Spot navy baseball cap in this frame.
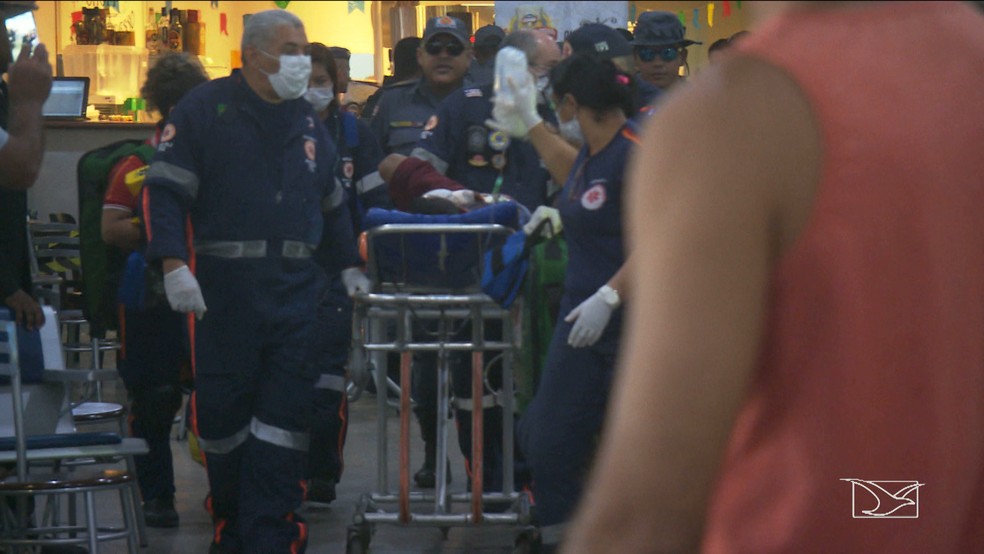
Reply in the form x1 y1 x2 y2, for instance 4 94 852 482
632 11 702 48
567 23 632 59
423 16 470 48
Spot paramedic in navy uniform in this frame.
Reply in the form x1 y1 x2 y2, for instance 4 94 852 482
141 10 365 553
516 53 639 553
302 42 388 506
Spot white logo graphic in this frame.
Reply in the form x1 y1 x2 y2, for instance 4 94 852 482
841 478 924 518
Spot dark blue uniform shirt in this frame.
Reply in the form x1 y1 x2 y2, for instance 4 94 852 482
369 78 450 156
556 120 641 352
142 70 357 268
411 84 556 211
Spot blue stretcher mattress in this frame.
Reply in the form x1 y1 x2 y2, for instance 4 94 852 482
363 202 523 291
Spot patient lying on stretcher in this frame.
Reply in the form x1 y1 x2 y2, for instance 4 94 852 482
379 153 519 214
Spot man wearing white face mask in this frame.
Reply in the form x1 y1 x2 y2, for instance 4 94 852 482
142 10 363 554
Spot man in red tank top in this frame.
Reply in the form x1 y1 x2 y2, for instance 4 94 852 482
564 2 984 553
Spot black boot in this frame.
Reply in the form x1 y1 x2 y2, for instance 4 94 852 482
413 419 451 488
143 495 179 528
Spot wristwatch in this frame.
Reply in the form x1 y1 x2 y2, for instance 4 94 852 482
598 284 621 309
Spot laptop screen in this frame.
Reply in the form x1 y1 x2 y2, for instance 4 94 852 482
42 77 90 119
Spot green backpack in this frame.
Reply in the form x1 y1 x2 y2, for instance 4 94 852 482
516 235 568 413
77 139 156 339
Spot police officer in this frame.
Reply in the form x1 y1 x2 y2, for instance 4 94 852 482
369 16 472 156
516 53 638 553
302 42 389 506
631 11 702 92
142 10 366 553
390 28 560 493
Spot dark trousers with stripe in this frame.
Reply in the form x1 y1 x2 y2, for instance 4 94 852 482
308 276 351 484
193 258 322 553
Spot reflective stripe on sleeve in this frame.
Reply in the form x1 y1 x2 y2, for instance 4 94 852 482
409 147 449 175
146 161 200 199
355 171 385 195
322 181 346 212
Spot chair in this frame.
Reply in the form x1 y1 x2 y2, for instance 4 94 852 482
0 310 149 553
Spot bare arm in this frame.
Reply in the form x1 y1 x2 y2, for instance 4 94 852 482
100 208 141 251
563 56 820 553
0 43 51 191
527 121 579 185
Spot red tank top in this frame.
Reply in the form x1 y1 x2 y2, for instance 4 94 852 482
704 3 984 552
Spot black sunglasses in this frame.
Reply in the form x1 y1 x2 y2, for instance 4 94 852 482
636 46 682 63
424 39 465 57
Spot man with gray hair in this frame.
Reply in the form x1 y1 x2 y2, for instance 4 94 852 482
142 9 365 553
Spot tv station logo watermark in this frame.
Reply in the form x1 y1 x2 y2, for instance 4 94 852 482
841 479 924 518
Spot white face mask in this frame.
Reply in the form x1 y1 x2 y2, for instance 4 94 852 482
304 85 335 113
558 115 584 145
259 50 312 100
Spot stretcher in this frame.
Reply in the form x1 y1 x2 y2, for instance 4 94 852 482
345 205 538 553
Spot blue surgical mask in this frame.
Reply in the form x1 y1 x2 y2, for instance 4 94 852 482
259 50 312 100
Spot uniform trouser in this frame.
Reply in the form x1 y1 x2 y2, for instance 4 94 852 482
307 275 351 483
518 318 616 535
117 304 187 503
192 258 321 554
412 318 505 491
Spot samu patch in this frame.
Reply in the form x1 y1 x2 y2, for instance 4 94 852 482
581 182 607 210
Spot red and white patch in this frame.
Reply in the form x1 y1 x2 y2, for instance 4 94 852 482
343 161 354 179
304 140 316 161
160 123 176 142
581 183 607 210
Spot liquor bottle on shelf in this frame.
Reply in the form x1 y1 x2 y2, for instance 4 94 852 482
168 8 183 52
145 7 160 54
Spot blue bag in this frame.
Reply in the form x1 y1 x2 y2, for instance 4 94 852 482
481 217 555 308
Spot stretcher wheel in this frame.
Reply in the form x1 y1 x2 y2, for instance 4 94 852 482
513 526 542 554
346 525 371 554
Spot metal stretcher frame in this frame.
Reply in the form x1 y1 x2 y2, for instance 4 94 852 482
346 223 535 553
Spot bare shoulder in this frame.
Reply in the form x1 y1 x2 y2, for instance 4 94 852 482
634 55 821 256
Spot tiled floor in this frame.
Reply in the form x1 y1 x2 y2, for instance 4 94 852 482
82 378 526 553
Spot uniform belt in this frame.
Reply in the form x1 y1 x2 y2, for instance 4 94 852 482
194 239 315 259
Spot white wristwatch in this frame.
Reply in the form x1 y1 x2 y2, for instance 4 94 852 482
598 284 621 309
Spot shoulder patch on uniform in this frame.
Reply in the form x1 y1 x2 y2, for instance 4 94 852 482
423 115 439 131
161 123 176 142
124 166 148 197
464 88 483 98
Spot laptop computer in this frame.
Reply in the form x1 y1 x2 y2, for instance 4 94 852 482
42 77 90 121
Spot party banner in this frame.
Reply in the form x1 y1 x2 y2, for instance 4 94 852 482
494 1 628 41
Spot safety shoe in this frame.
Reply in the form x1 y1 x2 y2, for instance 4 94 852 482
305 477 337 508
143 496 179 528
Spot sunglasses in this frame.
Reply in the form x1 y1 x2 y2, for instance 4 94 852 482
636 46 682 63
424 39 466 57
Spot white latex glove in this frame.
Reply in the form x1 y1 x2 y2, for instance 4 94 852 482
565 290 615 348
487 47 542 138
163 265 207 320
522 206 562 238
341 267 371 297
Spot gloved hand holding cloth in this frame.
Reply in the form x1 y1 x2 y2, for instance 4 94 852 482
163 265 207 320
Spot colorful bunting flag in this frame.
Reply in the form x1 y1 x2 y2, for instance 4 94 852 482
693 8 700 29
707 3 715 27
723 1 731 17
348 1 365 13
